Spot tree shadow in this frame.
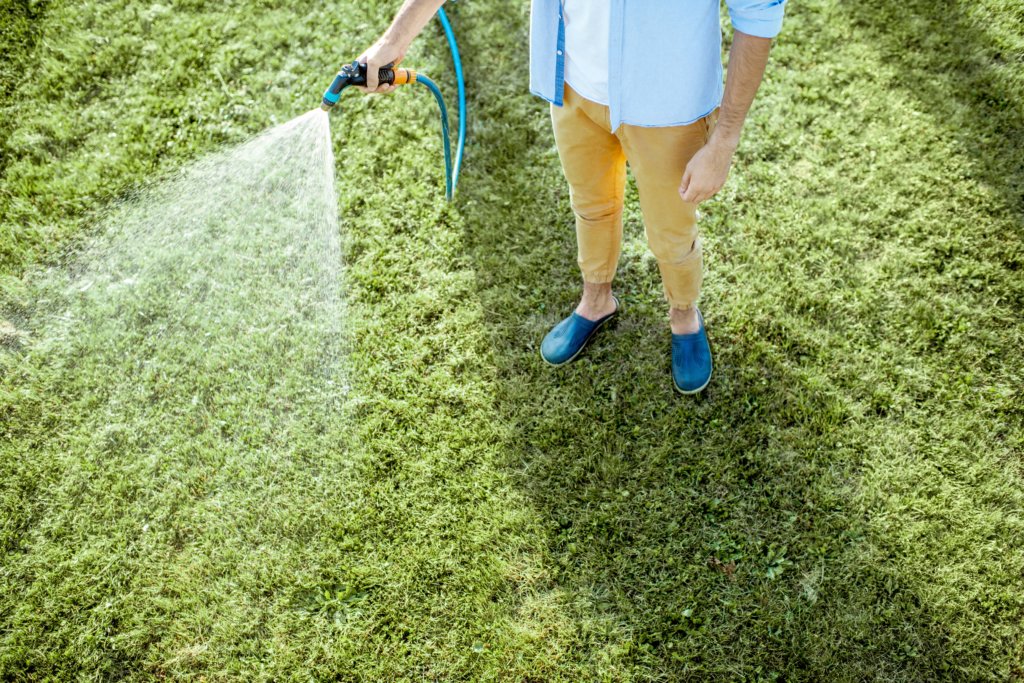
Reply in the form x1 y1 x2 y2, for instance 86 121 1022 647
841 0 1023 271
0 0 51 179
452 143 968 676
859 0 1021 194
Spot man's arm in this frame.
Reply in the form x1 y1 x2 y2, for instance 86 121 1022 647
356 0 447 93
679 30 773 204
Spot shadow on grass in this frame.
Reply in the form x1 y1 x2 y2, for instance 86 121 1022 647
442 14 856 680
843 0 1023 226
451 131 912 675
0 0 51 177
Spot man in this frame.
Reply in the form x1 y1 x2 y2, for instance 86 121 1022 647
356 0 786 394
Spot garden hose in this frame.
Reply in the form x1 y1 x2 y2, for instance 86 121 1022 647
437 7 465 194
319 8 466 201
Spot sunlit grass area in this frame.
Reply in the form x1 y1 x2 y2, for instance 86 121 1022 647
1 0 1022 679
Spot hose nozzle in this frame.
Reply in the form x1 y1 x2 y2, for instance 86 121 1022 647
320 61 417 110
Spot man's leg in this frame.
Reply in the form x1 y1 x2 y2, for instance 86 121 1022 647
618 111 716 333
550 85 627 320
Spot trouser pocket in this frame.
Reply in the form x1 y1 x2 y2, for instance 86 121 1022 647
702 108 720 143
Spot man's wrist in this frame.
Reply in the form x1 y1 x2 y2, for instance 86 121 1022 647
380 31 410 53
708 129 741 153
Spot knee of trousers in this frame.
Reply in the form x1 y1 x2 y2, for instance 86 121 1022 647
654 236 702 268
647 227 699 264
572 201 623 226
642 197 698 262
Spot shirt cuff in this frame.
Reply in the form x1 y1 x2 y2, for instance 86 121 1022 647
728 3 786 39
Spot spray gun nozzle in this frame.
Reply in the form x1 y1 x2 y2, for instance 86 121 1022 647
320 61 417 110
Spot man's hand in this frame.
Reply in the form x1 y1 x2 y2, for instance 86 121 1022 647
678 30 773 204
357 37 408 94
679 137 737 204
352 0 446 94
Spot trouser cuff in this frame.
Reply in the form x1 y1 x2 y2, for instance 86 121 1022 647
580 270 616 284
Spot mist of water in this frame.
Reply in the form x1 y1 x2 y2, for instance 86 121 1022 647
5 108 346 461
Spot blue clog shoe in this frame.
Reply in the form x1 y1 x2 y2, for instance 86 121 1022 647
540 296 619 367
671 308 712 394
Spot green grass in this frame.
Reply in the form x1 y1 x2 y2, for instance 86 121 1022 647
2 0 1023 679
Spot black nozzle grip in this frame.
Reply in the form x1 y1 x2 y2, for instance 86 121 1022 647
341 61 396 87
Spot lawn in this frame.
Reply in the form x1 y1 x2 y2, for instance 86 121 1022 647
1 0 1023 680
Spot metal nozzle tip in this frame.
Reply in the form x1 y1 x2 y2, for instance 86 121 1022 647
320 103 331 112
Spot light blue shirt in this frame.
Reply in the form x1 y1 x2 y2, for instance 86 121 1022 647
529 0 786 131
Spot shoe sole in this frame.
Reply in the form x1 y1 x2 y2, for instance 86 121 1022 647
672 365 712 395
540 300 619 368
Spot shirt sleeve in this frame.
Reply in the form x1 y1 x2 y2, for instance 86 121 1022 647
726 0 787 39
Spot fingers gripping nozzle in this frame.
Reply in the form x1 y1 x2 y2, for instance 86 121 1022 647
320 61 417 110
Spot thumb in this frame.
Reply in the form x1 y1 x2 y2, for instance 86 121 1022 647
679 167 692 200
365 59 379 91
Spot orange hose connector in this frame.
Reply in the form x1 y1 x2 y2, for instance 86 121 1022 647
392 69 417 86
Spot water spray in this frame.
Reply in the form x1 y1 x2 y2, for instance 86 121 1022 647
319 8 465 201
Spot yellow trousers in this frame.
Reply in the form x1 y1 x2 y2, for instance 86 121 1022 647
551 85 717 310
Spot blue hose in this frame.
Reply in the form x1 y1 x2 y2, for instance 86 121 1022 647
415 75 453 201
436 7 465 196
318 9 465 201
